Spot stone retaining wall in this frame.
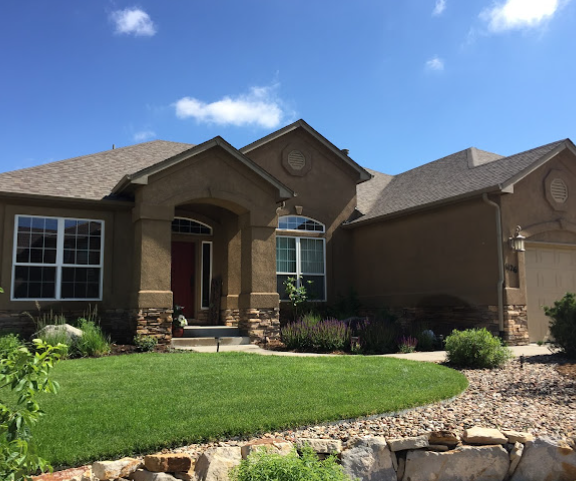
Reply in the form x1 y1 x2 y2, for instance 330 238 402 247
44 427 576 481
238 307 280 342
134 308 172 345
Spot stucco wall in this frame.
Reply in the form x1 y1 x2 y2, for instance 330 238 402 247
0 196 133 337
350 198 499 309
500 148 576 305
245 129 360 301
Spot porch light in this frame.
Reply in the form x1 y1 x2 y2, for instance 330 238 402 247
509 226 526 252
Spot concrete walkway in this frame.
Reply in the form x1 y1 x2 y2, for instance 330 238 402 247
184 342 551 361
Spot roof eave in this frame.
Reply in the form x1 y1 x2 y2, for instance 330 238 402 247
345 185 505 228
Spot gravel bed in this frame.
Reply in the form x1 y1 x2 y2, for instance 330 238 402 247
172 354 575 457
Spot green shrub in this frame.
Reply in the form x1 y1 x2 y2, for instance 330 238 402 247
397 335 418 353
134 334 158 352
544 292 576 358
415 329 437 352
34 329 71 359
74 319 111 357
445 328 513 368
0 334 22 357
230 445 352 481
0 339 66 480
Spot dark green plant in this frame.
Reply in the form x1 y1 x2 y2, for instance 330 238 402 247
134 334 158 352
230 445 353 481
544 292 576 358
355 318 402 354
331 288 362 319
74 319 111 357
415 329 437 352
0 339 66 480
445 328 513 368
0 334 23 358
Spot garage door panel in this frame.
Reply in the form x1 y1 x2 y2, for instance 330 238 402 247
526 244 576 342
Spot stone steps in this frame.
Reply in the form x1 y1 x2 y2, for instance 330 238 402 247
183 325 241 338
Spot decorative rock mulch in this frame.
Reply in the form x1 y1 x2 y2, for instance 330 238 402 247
34 354 576 481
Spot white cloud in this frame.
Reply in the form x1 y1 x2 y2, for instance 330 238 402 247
133 130 156 142
481 0 564 32
174 85 285 128
110 7 156 37
433 0 446 16
425 56 445 71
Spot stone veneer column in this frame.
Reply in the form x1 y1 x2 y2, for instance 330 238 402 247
236 213 281 342
503 305 530 345
134 308 173 345
239 307 280 342
132 204 174 345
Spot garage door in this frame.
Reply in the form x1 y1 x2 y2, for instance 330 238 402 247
525 244 576 342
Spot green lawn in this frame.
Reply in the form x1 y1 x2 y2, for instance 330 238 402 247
29 352 467 468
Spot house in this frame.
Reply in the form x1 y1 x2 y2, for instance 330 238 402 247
0 119 575 345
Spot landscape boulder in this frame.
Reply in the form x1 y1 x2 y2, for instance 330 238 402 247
295 438 342 454
463 426 508 445
195 446 242 481
37 324 83 342
92 457 142 480
341 437 397 481
241 438 293 458
144 454 194 473
387 435 429 452
403 445 509 481
510 437 576 481
131 471 179 481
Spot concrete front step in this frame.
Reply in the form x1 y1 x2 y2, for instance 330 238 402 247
183 326 241 338
172 336 251 349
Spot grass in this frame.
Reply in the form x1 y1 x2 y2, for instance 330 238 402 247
23 352 467 468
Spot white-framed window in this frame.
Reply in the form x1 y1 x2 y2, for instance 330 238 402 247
276 216 326 302
172 217 212 235
12 215 104 301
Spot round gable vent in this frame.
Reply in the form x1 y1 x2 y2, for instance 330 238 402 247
550 178 568 203
287 150 306 171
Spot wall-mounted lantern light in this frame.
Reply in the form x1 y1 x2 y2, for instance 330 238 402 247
509 225 526 252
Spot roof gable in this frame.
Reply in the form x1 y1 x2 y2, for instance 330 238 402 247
241 119 372 183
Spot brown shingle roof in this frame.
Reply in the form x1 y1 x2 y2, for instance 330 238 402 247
354 140 568 223
0 140 193 200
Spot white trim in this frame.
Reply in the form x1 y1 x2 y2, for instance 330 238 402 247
276 235 327 302
11 214 104 301
200 241 213 310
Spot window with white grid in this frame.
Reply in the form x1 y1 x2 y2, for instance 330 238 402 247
12 215 104 300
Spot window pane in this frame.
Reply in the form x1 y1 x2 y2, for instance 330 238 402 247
201 243 211 309
302 275 325 301
13 266 56 299
16 216 57 265
278 216 324 232
277 275 291 301
63 220 102 266
276 237 296 273
300 238 324 274
172 218 212 235
61 267 100 299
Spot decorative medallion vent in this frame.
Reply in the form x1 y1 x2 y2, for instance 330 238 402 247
550 178 568 203
287 150 306 171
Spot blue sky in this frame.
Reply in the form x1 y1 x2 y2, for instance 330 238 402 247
1 0 576 175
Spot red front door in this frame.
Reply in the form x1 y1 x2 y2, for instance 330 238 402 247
171 241 195 318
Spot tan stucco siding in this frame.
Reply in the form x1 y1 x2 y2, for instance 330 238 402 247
501 148 576 305
351 199 499 308
0 199 133 312
246 129 359 301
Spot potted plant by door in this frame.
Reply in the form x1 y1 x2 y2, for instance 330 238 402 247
172 306 188 338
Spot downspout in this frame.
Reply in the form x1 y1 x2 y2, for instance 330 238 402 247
482 193 505 336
